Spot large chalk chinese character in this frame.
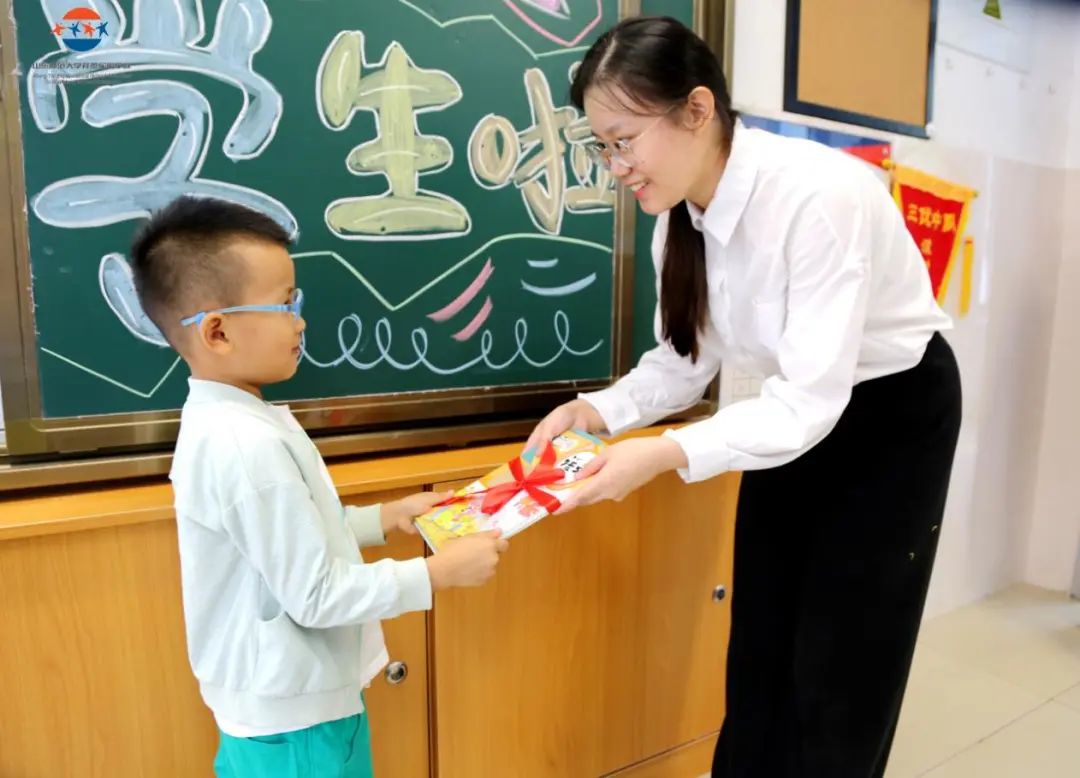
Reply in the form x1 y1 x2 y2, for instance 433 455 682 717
33 81 294 234
563 112 616 213
28 0 295 346
468 68 577 234
30 0 283 161
318 32 470 240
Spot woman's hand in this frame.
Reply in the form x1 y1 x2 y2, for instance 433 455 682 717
555 436 689 513
524 398 606 454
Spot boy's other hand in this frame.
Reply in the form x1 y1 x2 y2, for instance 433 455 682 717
426 531 509 591
380 491 454 536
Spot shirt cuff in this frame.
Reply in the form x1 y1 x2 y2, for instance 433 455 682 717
346 505 387 548
664 422 732 484
392 557 433 613
578 385 642 436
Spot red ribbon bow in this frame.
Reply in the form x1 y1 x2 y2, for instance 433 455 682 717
438 443 565 515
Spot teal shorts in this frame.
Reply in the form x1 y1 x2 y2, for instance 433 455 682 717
214 709 373 778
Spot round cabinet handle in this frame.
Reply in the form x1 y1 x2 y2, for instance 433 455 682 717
712 585 727 603
385 660 408 685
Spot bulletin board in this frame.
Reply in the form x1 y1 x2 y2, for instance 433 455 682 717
784 0 937 138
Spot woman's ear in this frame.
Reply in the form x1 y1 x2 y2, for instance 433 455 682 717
681 86 717 131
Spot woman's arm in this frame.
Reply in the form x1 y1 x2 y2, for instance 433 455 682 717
582 324 723 435
560 184 874 510
665 187 872 483
524 212 721 452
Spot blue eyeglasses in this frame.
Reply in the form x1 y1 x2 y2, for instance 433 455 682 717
180 288 304 327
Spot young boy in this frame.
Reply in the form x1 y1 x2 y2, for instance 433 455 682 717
131 196 507 777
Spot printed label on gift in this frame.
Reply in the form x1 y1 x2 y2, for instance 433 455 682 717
556 451 594 479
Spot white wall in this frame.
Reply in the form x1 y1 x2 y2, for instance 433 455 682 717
1026 169 1080 592
1026 30 1080 593
729 0 1080 616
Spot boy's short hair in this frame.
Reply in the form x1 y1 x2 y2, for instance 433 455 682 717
130 196 292 346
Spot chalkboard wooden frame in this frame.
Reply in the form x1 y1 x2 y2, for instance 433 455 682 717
0 0 719 471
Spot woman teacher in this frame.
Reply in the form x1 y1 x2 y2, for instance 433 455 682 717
526 16 962 778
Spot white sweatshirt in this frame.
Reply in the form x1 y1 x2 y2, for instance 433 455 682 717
170 379 431 736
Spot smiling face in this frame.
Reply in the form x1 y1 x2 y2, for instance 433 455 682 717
569 17 735 365
583 84 726 215
568 17 735 213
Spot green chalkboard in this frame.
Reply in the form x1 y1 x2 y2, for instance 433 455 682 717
9 0 624 422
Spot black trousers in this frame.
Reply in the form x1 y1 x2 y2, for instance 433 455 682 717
712 332 962 778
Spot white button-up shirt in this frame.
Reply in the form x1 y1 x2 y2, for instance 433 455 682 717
583 124 952 483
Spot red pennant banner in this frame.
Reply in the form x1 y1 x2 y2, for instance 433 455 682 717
888 163 977 305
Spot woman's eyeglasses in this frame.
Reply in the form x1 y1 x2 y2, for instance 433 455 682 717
583 109 673 170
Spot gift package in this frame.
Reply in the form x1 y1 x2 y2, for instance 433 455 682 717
413 429 606 552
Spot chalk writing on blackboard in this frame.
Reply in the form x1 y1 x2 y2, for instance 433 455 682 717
99 253 169 347
29 0 282 161
32 81 296 235
317 32 471 241
22 0 619 399
469 70 571 235
395 0 600 59
515 0 572 23
293 230 607 371
302 310 600 376
426 259 495 341
30 0 296 352
522 273 597 297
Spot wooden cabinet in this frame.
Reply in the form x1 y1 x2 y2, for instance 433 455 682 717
430 472 738 778
430 478 643 777
0 441 738 778
636 472 737 758
0 520 218 777
0 488 425 778
344 491 432 778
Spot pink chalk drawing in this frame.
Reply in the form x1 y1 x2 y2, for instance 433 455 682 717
502 0 603 48
452 296 494 342
520 0 569 18
427 258 494 322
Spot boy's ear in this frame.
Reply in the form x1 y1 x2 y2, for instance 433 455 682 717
198 314 233 355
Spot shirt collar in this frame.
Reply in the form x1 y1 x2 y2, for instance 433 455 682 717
684 120 757 246
185 378 298 430
186 377 267 408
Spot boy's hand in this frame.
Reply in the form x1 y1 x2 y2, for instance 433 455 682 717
426 531 509 591
380 491 454 537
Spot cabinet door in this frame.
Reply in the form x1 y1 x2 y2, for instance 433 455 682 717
637 472 737 756
430 472 738 778
0 489 433 778
0 521 218 777
432 479 642 777
343 490 432 778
